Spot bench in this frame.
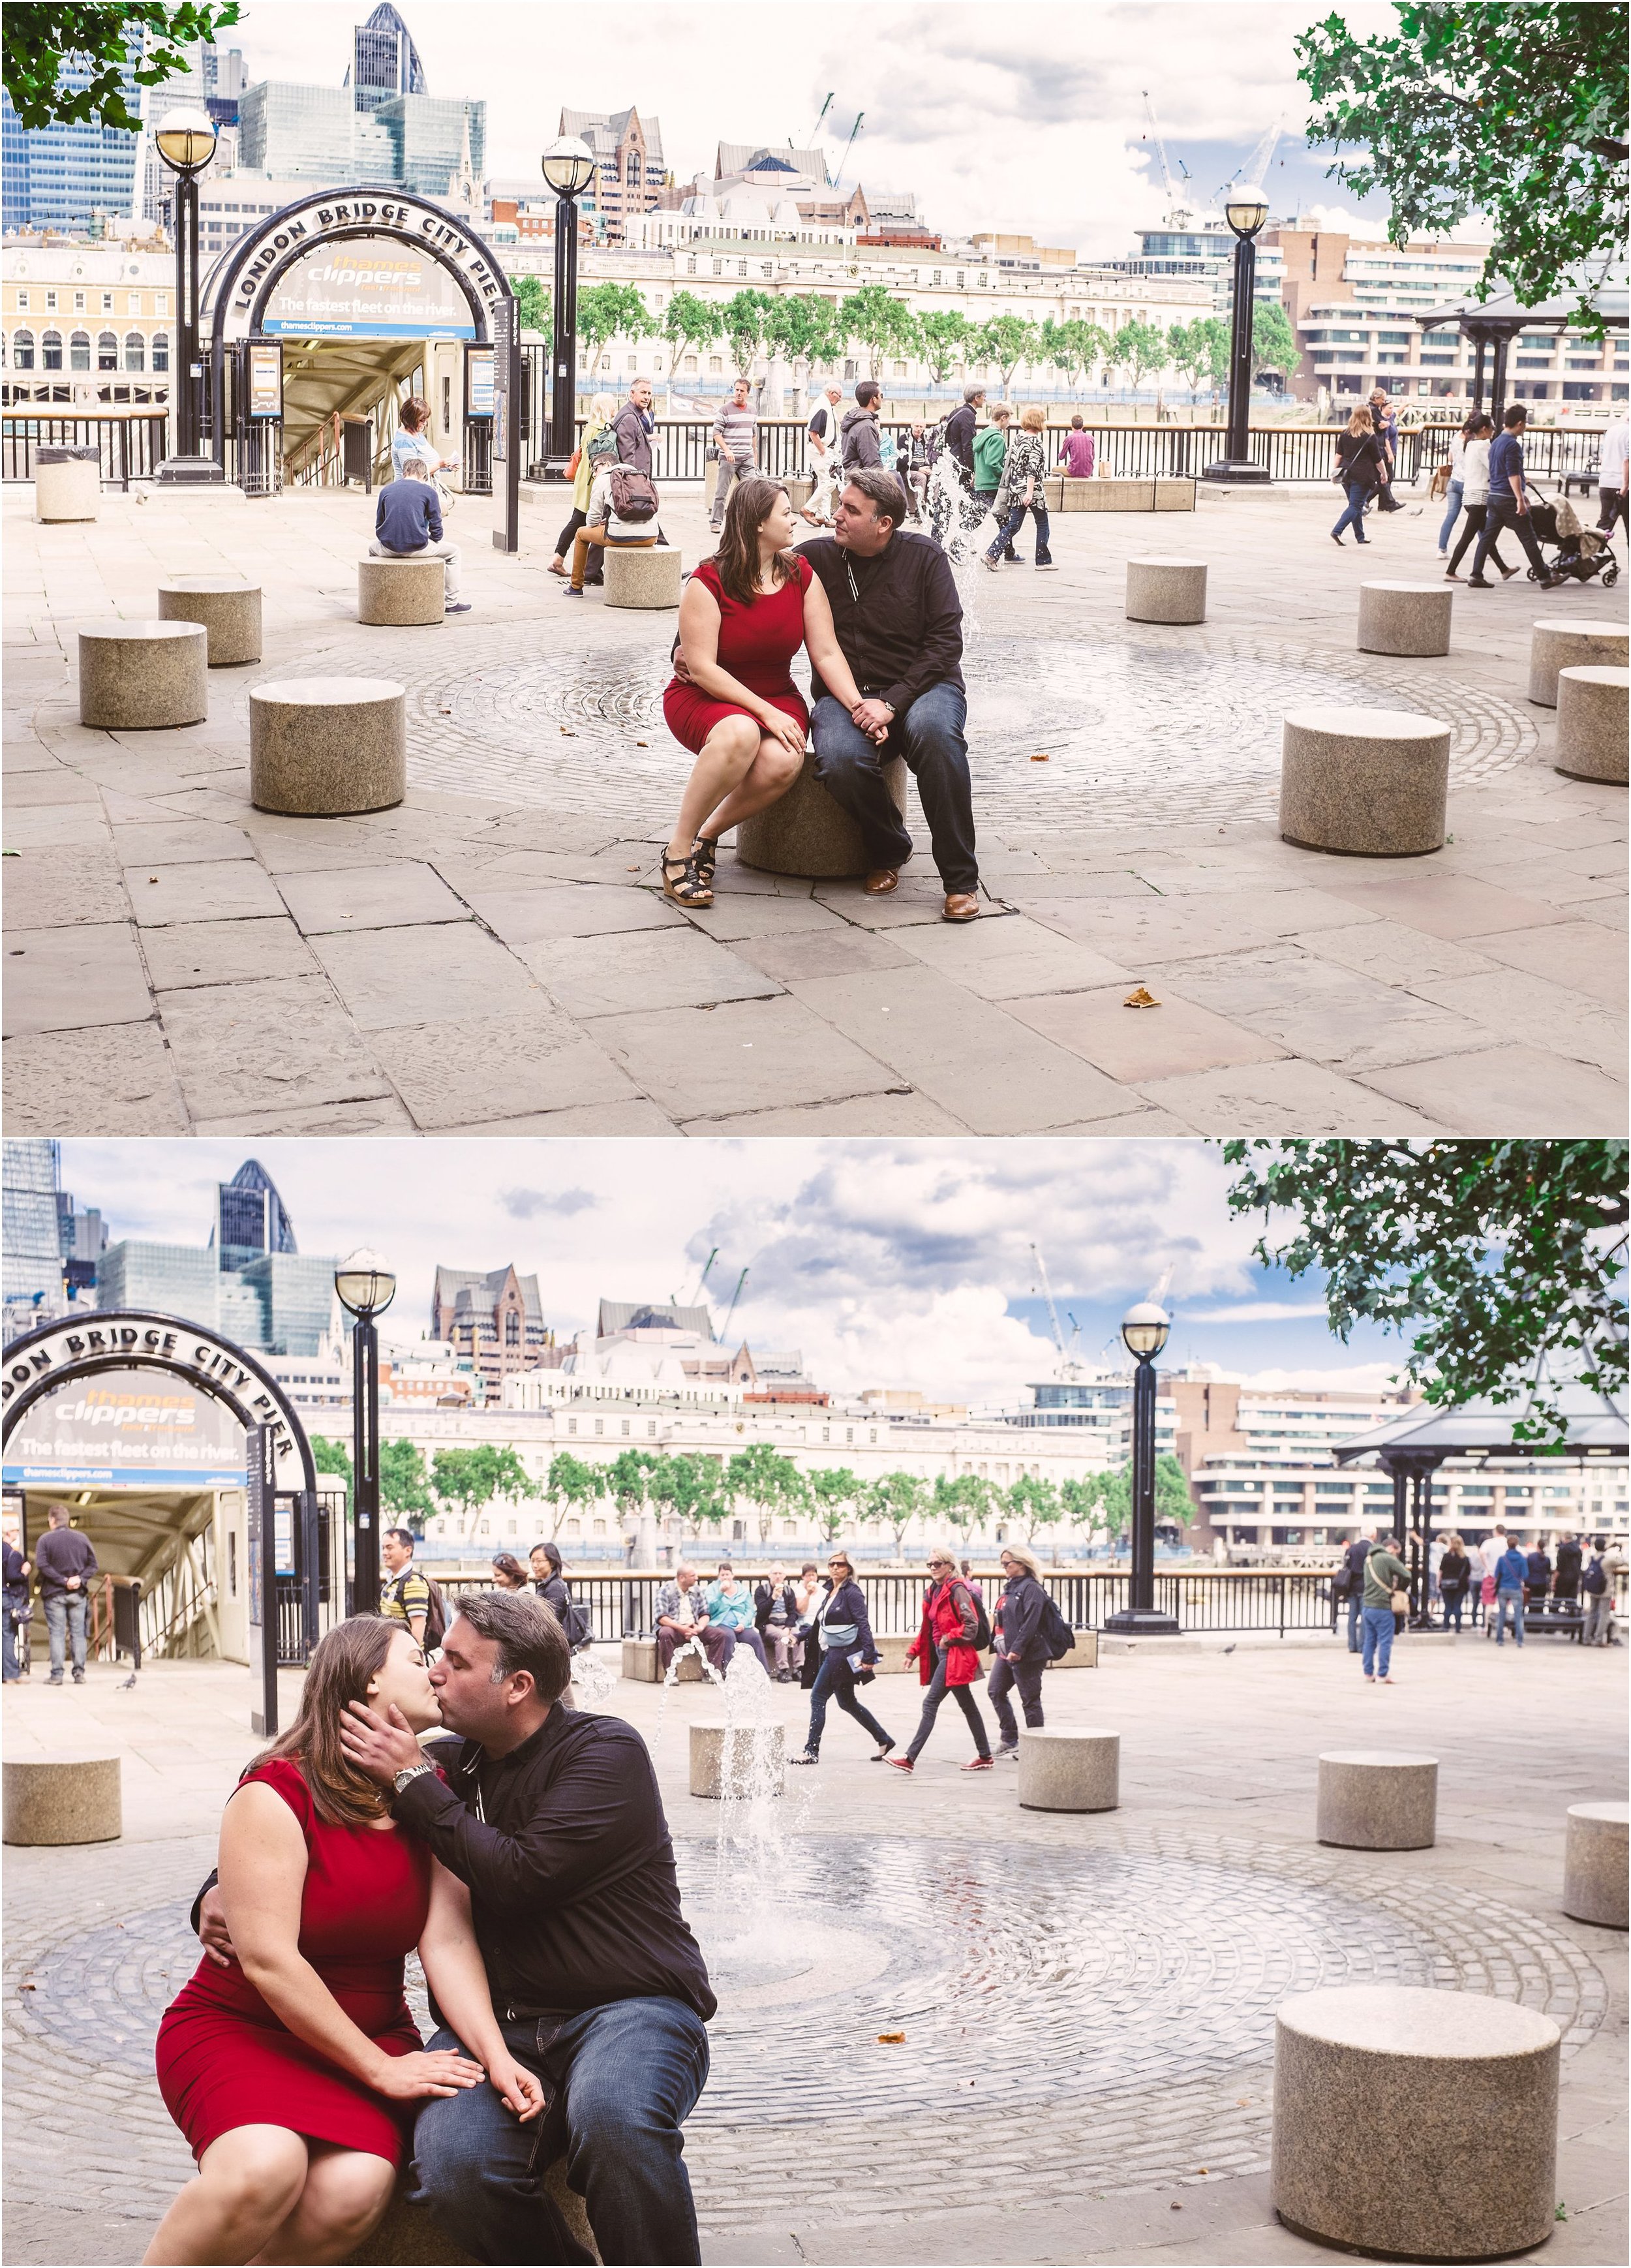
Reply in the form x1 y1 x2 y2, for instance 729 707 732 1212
735 748 909 880
3 1755 121 1845
1317 1749 1438 1850
250 677 406 816
1555 664 1628 784
620 1636 710 1683
157 577 263 666
1280 706 1450 857
78 621 208 730
1272 1986 1560 2260
690 1720 784 1799
348 2159 597 2263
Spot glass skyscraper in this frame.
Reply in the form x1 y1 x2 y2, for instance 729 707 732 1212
2 46 143 234
350 4 427 112
2 1139 65 1334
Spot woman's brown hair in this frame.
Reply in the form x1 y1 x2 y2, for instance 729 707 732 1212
710 475 795 607
247 1615 409 1826
400 394 431 432
491 1552 529 1589
1347 406 1374 437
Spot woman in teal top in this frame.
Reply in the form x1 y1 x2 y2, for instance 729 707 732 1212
704 1566 768 1668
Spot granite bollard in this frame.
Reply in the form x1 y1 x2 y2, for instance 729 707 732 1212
78 621 208 729
737 748 908 879
35 445 100 521
1554 664 1629 784
3 1755 121 1845
690 1719 785 1800
358 556 444 626
1125 557 1206 623
1017 1727 1119 1813
1281 706 1449 857
349 2160 598 2264
250 677 406 816
1317 1749 1438 1850
1562 1800 1628 1927
157 576 263 666
1527 617 1628 706
603 544 682 609
1357 579 1454 658
1272 1986 1559 2260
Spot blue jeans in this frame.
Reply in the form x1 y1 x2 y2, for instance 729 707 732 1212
988 498 1052 563
806 1649 892 1756
1495 1590 1525 1646
43 1590 86 1678
3 1601 22 1680
1332 480 1372 541
811 681 978 893
1442 1587 1466 1632
1472 495 1549 582
1347 1590 1363 1651
1360 1604 1394 1678
1437 478 1464 549
987 1654 1045 1744
411 1998 709 2266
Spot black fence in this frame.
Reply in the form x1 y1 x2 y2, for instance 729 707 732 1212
1 412 170 487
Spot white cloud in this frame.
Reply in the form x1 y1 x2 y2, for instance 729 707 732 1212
1239 1362 1407 1394
1180 1300 1332 1323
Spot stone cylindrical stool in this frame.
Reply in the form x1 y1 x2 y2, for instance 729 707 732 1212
350 2158 596 2264
1563 1800 1628 1927
358 557 445 626
1273 1987 1559 2260
78 621 208 729
1281 707 1450 857
250 677 406 816
158 576 263 666
35 444 101 521
785 474 814 510
1017 1727 1119 1813
1358 579 1454 657
1529 617 1628 706
689 1720 785 1800
3 1755 121 1845
1555 665 1629 784
1318 1749 1438 1849
603 544 683 609
1125 557 1206 624
737 748 909 878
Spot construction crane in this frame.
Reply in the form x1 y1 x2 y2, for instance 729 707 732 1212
1140 89 1191 224
806 93 834 147
1029 1244 1084 1377
719 1266 749 1343
1215 116 1283 206
832 110 864 190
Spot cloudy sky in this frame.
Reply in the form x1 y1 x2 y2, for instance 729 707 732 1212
224 0 1420 255
63 1137 1409 1403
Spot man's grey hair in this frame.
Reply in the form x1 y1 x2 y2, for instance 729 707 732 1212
844 467 910 526
401 457 429 481
963 383 986 404
451 1591 571 1704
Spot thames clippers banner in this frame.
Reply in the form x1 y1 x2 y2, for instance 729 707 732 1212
2 1369 249 1488
261 239 476 339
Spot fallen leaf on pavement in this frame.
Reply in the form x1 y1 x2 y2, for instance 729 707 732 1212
1124 985 1161 1009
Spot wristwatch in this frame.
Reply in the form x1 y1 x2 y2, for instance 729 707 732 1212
393 1762 434 1797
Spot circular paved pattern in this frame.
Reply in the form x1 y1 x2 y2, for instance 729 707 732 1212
374 626 1538 831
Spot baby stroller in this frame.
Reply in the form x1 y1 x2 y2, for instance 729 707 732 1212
1525 493 1619 587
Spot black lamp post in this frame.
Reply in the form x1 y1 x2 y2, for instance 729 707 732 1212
540 133 597 480
153 106 224 483
1105 1301 1182 1636
335 1249 396 1616
1202 183 1271 485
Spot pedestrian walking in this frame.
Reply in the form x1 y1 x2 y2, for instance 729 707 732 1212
1360 1534 1411 1683
3 1531 30 1682
35 1503 96 1686
547 390 618 579
1596 409 1629 536
1340 1526 1375 1651
841 378 884 472
710 375 759 533
804 381 844 524
1476 1525 1508 1634
943 384 984 491
889 1547 992 1771
1056 414 1095 480
973 403 1017 557
1581 1539 1623 1646
898 422 932 521
987 1544 1050 1757
1435 412 1482 556
1493 1537 1529 1647
789 1552 894 1764
1369 389 1405 512
1467 405 1565 589
1444 416 1518 581
1438 1535 1471 1632
1330 408 1387 545
984 404 1054 571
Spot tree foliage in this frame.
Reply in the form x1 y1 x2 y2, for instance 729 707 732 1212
1221 1140 1629 1439
973 314 1039 397
720 286 779 376
4 1 241 132
543 1450 599 1537
1003 1471 1061 1545
766 291 846 373
575 283 651 364
865 1470 928 1554
1112 318 1170 400
808 1466 861 1544
511 275 551 335
1296 3 1629 326
917 309 973 384
839 283 918 376
380 1440 436 1527
311 1435 352 1488
1251 299 1301 376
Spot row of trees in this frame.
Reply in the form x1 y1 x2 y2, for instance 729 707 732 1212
510 274 1300 404
311 1435 1196 1555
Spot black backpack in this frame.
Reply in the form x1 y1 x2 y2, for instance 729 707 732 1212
1582 1557 1608 1596
565 1597 594 1650
1039 1591 1076 1661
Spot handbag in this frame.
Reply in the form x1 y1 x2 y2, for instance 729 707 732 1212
566 446 581 480
1429 463 1451 501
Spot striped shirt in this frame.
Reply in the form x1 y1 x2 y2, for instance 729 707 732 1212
713 400 758 464
381 1565 431 1626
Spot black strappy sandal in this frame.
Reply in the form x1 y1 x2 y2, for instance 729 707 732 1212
694 835 720 889
662 848 712 908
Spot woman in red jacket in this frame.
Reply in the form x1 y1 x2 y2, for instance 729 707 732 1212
888 1546 992 1773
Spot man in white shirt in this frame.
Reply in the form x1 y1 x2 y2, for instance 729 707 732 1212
1596 412 1628 535
804 382 844 525
563 463 657 594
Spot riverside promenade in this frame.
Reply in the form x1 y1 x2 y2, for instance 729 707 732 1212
3 1633 1625 2266
3 475 1624 1139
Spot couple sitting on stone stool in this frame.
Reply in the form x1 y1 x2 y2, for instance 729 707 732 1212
660 468 981 920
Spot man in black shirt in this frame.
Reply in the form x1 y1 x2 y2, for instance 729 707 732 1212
798 468 981 919
943 384 984 488
35 1504 97 1685
201 1592 712 2264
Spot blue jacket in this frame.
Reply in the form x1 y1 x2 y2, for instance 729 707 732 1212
375 476 443 550
993 1571 1049 1661
1488 429 1525 501
1495 1546 1529 1591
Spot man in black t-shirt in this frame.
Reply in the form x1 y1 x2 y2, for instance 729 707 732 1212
35 1505 97 1684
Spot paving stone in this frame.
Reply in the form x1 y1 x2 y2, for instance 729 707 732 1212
1457 921 1630 1008
1 1019 187 1133
592 994 905 1122
1288 920 1504 987
1359 1045 1627 1136
1133 1060 1454 1135
526 927 783 1018
1402 966 1626 1077
1315 870 1574 940
309 921 548 1031
276 859 471 935
1024 887 1377 965
726 927 917 983
371 1010 645 1130
2 920 153 1037
138 915 322 990
157 974 395 1117
450 1097 680 1134
3 801 114 850
1007 983 1287 1083
1150 944 1502 1074
891 911 1133 1000
455 880 687 945
123 857 286 928
2 844 129 929
108 818 255 866
690 1090 969 1134
192 1095 418 1135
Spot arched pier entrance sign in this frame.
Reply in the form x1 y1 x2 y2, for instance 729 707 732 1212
2 1311 324 1733
199 188 521 549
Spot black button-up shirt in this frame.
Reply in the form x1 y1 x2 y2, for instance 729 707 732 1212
394 1706 715 2025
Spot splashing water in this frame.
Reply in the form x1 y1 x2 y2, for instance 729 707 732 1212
569 1645 617 1711
924 453 991 639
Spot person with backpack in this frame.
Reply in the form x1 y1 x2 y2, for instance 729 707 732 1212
804 380 844 525
987 1544 1065 1756
789 1551 894 1764
563 457 660 594
1339 1526 1374 1651
1581 1539 1621 1647
1437 1533 1472 1632
889 1546 992 1772
1360 1534 1410 1683
547 389 619 581
380 1527 446 1651
973 403 1018 559
530 1539 594 1651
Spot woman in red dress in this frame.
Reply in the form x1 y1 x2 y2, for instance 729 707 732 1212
145 1619 542 2265
662 474 870 908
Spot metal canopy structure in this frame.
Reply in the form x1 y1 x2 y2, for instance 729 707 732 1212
1414 288 1628 421
1334 1385 1628 1627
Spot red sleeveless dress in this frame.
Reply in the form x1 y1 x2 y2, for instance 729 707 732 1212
155 1757 432 2165
663 554 813 751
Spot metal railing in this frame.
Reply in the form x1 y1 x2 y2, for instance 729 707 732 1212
1 411 170 487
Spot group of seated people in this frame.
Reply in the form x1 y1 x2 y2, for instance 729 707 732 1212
654 1561 817 1683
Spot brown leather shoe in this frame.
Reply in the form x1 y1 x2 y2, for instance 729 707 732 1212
942 892 981 922
864 868 900 895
